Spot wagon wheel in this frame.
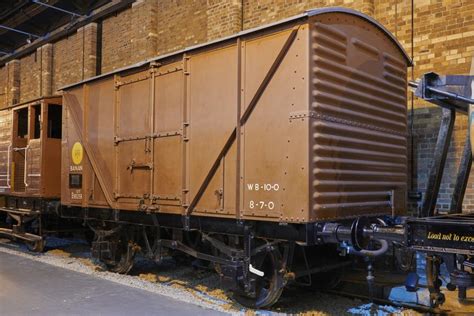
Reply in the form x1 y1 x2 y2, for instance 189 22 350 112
105 231 137 274
25 217 45 252
26 239 45 253
233 246 284 309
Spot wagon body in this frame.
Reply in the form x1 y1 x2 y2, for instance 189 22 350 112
61 8 409 224
0 96 62 200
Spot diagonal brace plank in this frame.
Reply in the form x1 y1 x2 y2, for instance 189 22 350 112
64 93 115 208
184 26 300 223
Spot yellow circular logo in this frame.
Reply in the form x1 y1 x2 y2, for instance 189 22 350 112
71 142 83 165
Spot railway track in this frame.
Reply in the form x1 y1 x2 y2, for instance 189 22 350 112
0 236 422 315
325 289 441 314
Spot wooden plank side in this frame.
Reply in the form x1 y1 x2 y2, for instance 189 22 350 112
62 88 85 206
241 27 310 222
153 64 183 214
116 75 152 207
86 79 115 206
187 45 238 216
41 97 63 198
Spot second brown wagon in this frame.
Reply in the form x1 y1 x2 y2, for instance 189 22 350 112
0 96 62 251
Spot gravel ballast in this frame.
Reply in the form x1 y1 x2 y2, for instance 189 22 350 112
0 238 419 315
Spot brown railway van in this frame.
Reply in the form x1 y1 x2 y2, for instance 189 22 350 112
59 8 411 307
0 96 63 251
62 8 410 221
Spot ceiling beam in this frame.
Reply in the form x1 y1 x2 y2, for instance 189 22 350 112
0 0 135 66
0 25 41 38
0 0 62 37
69 0 92 15
0 0 30 21
31 0 84 18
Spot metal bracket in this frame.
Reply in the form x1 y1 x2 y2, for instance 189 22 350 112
420 108 455 217
426 255 445 307
201 233 245 258
115 75 151 88
183 215 190 231
450 135 472 213
289 110 315 120
289 110 406 135
150 194 180 201
114 131 182 145
127 159 153 172
149 61 162 71
412 73 474 114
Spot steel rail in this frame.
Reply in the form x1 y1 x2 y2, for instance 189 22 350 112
324 289 444 314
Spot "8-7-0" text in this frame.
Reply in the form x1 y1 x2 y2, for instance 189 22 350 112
249 200 275 210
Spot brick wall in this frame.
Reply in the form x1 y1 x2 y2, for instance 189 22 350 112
18 44 54 103
0 0 473 212
207 0 242 40
131 0 159 62
19 53 40 103
242 0 374 29
39 44 53 97
5 60 20 106
101 9 133 74
0 66 7 108
375 0 474 213
79 23 98 80
155 0 208 55
52 32 83 92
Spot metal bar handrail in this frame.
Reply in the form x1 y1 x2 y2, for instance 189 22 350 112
24 145 29 187
12 145 29 188
0 143 12 189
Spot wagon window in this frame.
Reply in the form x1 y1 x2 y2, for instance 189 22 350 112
69 173 82 188
16 108 28 138
47 104 62 139
32 105 41 139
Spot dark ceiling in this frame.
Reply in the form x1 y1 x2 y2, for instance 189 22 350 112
0 0 112 55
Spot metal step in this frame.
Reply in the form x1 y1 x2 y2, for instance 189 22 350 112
0 227 42 242
0 207 41 216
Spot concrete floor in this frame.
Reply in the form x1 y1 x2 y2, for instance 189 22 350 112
0 251 225 316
